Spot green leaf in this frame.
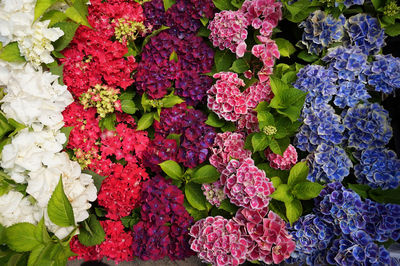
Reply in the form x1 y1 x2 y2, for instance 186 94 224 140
184 199 208 221
0 114 14 139
270 184 294 203
292 181 324 200
136 112 154 130
286 199 302 225
5 223 40 252
274 38 296 57
161 94 184 108
385 23 400 37
231 0 244 8
347 183 369 199
40 10 68 27
163 0 176 11
47 176 75 227
213 0 235 10
121 99 137 114
34 0 59 21
0 224 5 244
271 176 282 188
185 182 207 211
288 161 309 187
0 42 25 62
34 218 51 244
368 187 400 205
82 170 106 193
230 58 250 73
52 22 79 51
119 91 135 100
257 111 275 130
78 214 105 246
142 25 169 48
99 113 116 131
60 126 73 149
276 97 305 122
282 71 297 84
371 0 384 9
269 137 290 156
244 132 255 152
191 165 220 184
200 17 209 26
297 50 319 63
159 160 183 180
206 113 225 127
169 50 178 62
252 132 270 152
197 26 211 37
65 0 91 28
214 49 236 72
269 200 288 222
52 50 65 58
218 199 239 214
221 121 236 132
47 61 64 85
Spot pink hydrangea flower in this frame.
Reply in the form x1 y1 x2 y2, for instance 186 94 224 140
209 132 252 172
221 158 274 209
189 216 248 266
234 207 296 264
208 10 250 57
265 144 298 170
252 38 280 82
244 81 274 109
202 181 227 207
236 111 259 134
207 72 247 122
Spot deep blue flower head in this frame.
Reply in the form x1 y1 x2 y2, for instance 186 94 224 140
333 79 370 108
354 147 400 190
345 14 386 55
342 103 393 150
293 65 338 105
299 10 345 55
307 143 352 183
366 54 400 94
339 0 365 8
295 103 345 152
323 46 369 82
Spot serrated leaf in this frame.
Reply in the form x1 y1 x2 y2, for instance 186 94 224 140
34 0 59 21
0 42 25 62
162 94 184 108
270 184 294 203
82 170 106 193
65 0 91 27
5 223 40 252
191 165 220 184
40 10 67 26
297 50 319 63
136 112 154 130
286 199 302 225
215 49 236 72
184 199 208 221
252 132 270 152
230 58 250 73
269 137 290 156
274 38 296 57
282 71 297 84
218 199 239 214
119 91 135 100
213 0 235 10
52 22 79 51
185 182 207 211
163 0 176 11
288 161 309 187
385 23 400 37
206 112 225 127
99 113 116 131
121 99 137 114
257 111 275 130
78 214 105 246
34 218 51 244
271 176 282 188
60 126 73 148
47 176 75 227
292 181 324 200
221 121 236 132
159 160 183 180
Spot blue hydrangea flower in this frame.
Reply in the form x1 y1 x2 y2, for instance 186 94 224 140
307 144 352 183
299 10 346 55
366 54 400 94
339 0 365 8
345 14 386 55
334 79 370 108
342 103 393 150
354 147 400 190
295 103 345 152
293 65 338 105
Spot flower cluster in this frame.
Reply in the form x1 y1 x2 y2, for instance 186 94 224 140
131 175 194 261
265 144 298 170
299 10 345 55
79 84 122 118
366 54 400 94
341 0 365 8
220 158 274 209
354 147 400 190
202 181 227 207
342 103 393 150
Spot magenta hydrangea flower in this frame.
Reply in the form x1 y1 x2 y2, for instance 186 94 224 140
244 81 274 109
207 72 247 121
236 111 259 134
208 10 250 57
202 181 227 207
209 132 252 172
252 38 280 82
221 158 274 209
265 144 298 170
189 216 248 266
234 208 296 264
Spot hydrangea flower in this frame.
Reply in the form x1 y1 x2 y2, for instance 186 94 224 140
189 216 248 266
234 208 295 264
265 144 298 170
340 0 365 8
209 132 251 172
251 39 280 82
366 54 400 94
342 103 393 150
295 103 345 152
345 14 385 55
307 143 352 183
244 81 274 109
299 10 345 55
220 158 274 209
202 181 227 207
334 79 370 108
354 147 400 190
208 10 249 57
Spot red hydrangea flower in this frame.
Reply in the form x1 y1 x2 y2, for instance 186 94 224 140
209 132 251 172
221 158 274 209
265 144 298 170
189 216 248 266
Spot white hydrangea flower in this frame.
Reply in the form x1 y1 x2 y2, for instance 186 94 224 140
1 128 66 183
0 62 73 129
27 152 97 238
0 190 41 227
